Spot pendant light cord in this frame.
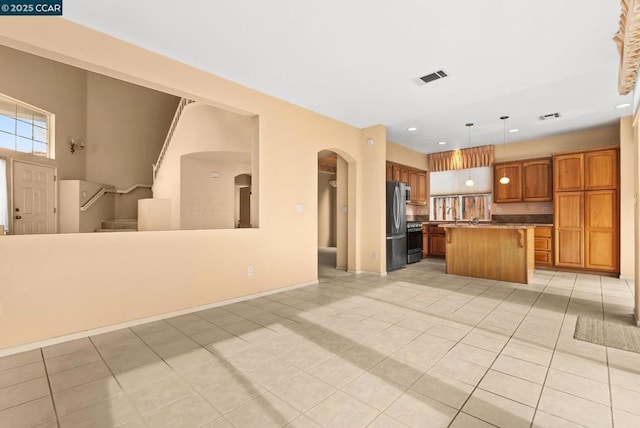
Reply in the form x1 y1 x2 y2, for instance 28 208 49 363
501 116 509 178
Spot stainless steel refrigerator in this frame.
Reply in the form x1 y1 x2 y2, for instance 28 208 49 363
386 180 407 272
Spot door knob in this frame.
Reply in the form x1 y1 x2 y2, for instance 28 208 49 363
15 215 21 220
15 208 19 212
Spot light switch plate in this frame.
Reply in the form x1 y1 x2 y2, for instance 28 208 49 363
295 204 303 214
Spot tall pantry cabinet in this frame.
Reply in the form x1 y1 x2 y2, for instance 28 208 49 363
553 148 619 273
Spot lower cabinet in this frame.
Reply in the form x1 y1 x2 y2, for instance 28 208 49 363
428 226 446 257
585 190 618 271
554 189 618 272
534 226 553 268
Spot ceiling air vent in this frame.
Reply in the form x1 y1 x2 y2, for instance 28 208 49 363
538 112 561 121
412 70 448 86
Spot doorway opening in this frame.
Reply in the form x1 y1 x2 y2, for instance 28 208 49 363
317 150 350 279
235 173 251 228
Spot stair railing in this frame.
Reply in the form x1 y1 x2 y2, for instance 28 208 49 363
153 97 195 182
80 183 152 212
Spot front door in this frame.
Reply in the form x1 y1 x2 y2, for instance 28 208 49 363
12 160 56 234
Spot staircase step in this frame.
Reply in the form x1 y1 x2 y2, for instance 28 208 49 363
101 219 138 230
95 228 138 233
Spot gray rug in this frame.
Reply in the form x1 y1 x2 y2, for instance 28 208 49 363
574 316 640 354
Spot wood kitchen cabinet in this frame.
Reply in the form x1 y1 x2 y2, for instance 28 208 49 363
554 153 584 192
584 189 618 271
428 225 446 257
494 162 522 203
534 226 554 267
553 147 619 273
386 164 394 181
414 172 428 205
555 192 584 268
386 161 428 205
493 157 552 203
585 149 618 190
522 158 552 202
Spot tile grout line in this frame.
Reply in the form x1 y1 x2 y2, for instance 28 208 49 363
125 327 231 425
129 316 302 425
441 274 557 428
528 272 578 428
602 275 616 428
86 335 152 428
39 348 62 428
342 276 538 427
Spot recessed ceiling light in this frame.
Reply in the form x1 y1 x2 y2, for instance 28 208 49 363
438 141 447 145
616 103 631 109
407 127 417 131
509 129 519 133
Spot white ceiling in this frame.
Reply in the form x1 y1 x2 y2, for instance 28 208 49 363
64 0 632 153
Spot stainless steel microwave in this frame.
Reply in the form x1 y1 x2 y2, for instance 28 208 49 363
405 186 411 203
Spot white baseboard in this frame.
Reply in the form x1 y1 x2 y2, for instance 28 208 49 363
0 279 319 358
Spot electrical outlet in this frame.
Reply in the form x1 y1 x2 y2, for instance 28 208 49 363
372 251 378 259
247 266 254 276
542 206 548 213
524 204 530 211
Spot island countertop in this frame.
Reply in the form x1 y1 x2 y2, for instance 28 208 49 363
438 223 537 229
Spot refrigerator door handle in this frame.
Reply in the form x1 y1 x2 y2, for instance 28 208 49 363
394 185 401 232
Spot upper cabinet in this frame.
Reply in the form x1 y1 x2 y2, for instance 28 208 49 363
554 153 584 192
522 158 553 202
386 161 428 205
493 157 552 203
554 149 618 192
585 149 618 190
493 162 522 203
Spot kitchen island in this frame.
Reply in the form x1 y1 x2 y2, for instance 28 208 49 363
440 224 535 284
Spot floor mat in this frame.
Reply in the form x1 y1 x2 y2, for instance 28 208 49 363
574 316 640 354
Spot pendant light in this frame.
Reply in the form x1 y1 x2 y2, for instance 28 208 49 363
499 116 510 185
465 123 474 187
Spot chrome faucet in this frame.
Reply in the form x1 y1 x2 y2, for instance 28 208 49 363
446 207 459 224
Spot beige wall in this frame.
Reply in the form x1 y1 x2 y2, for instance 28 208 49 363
620 116 635 280
85 72 179 219
0 19 383 349
360 126 387 273
0 44 183 225
318 171 336 247
0 45 87 181
152 103 255 229
386 141 429 171
180 156 250 230
494 124 619 163
634 117 640 324
336 156 348 269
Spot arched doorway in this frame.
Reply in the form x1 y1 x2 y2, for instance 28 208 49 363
317 150 351 278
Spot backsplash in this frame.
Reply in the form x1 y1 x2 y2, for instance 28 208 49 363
407 215 429 222
491 214 553 224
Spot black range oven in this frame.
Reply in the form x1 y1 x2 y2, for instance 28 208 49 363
406 221 423 264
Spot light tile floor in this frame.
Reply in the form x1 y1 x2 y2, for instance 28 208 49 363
1 254 639 427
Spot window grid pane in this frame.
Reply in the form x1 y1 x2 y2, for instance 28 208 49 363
16 136 33 153
16 120 33 139
0 93 51 158
0 115 16 134
0 131 15 151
